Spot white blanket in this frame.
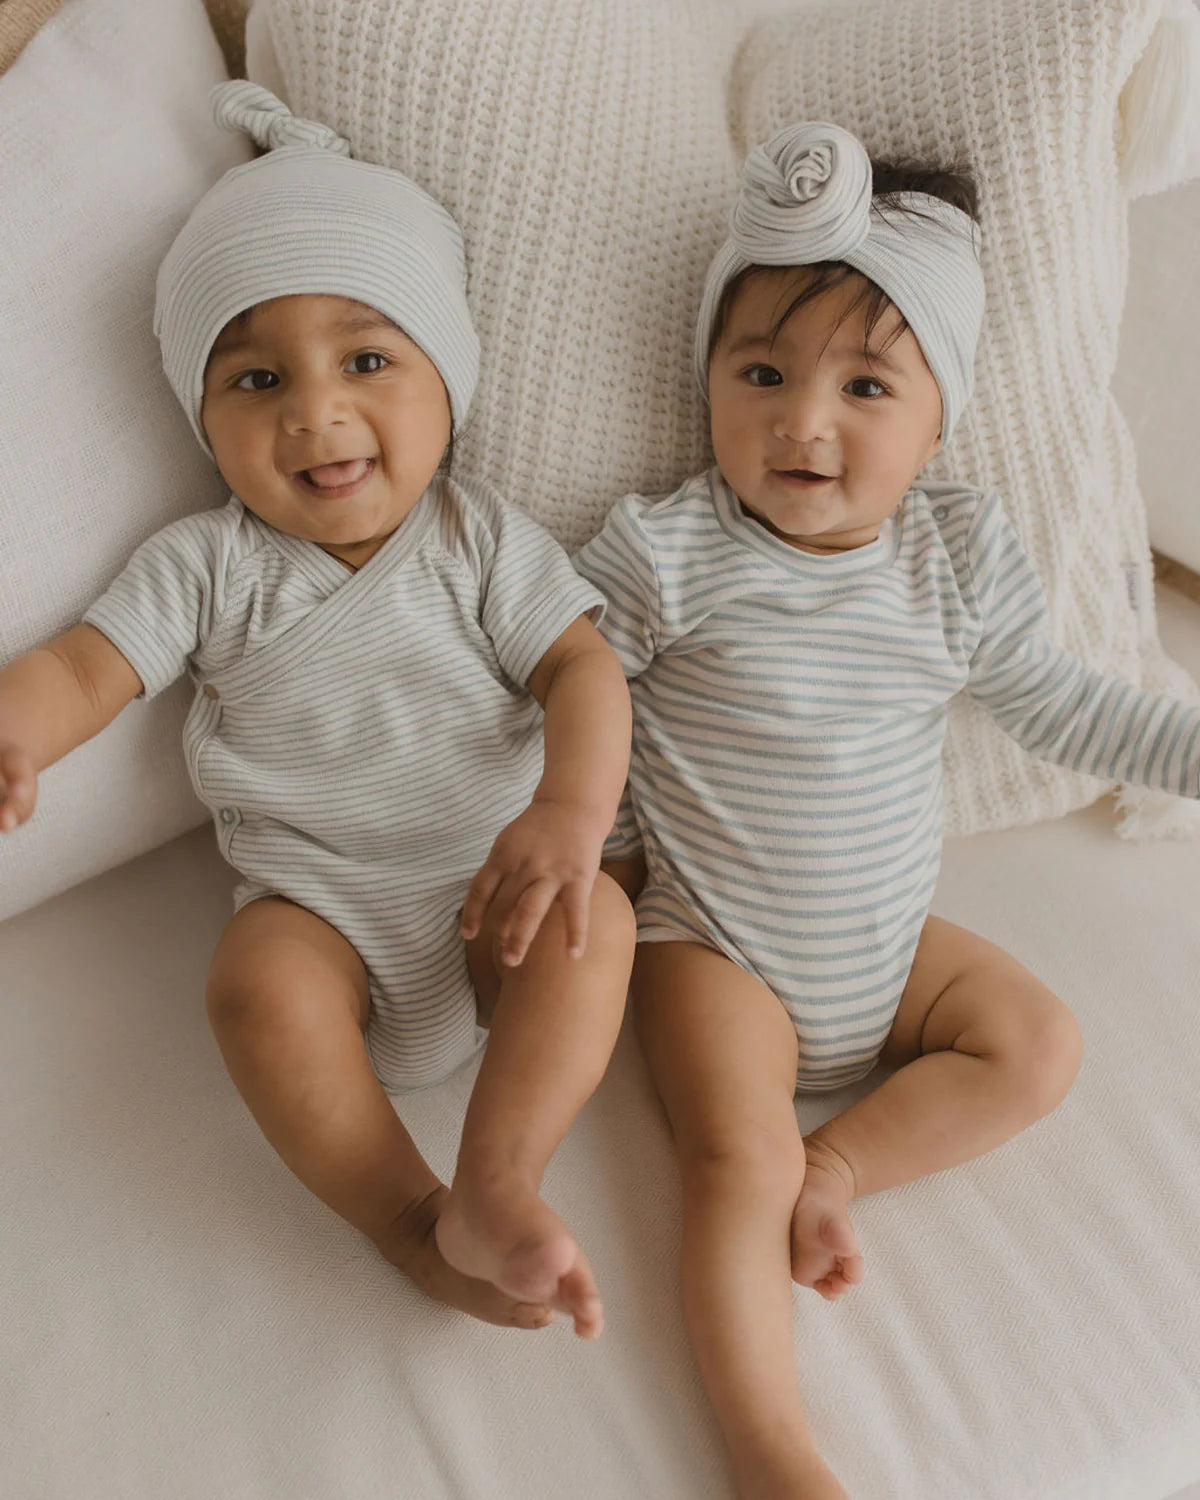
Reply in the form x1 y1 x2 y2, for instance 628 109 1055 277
5 597 1200 1495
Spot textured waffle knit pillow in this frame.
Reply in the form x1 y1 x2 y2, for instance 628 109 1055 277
732 0 1200 836
248 0 1200 837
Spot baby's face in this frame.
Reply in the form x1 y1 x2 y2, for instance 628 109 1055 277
201 294 451 569
708 269 943 554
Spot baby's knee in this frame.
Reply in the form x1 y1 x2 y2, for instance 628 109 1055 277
205 965 291 1038
991 988 1083 1115
678 1124 806 1205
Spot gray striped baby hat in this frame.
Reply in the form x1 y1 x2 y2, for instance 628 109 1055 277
694 122 985 443
155 81 480 454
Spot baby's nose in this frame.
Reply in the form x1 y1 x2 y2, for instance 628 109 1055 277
282 380 347 434
774 390 835 444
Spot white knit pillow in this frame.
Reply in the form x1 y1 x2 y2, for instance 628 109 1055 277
248 0 1200 838
733 0 1200 836
0 0 251 920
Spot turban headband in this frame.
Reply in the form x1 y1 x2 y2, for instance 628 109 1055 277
155 82 480 455
695 122 985 443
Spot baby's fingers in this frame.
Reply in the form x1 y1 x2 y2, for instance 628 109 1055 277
460 862 504 940
560 878 593 960
498 876 559 967
0 748 36 832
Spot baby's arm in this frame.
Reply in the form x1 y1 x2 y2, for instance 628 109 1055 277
965 498 1200 794
459 614 631 965
0 624 143 831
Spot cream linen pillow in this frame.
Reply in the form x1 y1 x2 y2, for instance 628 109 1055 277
0 0 252 920
250 0 1200 839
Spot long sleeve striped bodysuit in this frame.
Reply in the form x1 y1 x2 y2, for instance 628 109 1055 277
575 469 1200 1092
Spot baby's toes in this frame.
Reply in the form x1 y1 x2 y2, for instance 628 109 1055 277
555 1251 604 1340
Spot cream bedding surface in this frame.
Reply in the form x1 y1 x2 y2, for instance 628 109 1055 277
4 589 1200 1500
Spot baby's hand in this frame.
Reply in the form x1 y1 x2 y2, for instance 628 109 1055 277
0 743 37 832
460 798 606 967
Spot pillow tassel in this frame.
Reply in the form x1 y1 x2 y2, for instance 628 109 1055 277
1113 780 1200 840
1117 0 1200 198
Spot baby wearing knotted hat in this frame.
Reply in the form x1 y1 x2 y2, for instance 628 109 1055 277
15 81 638 1344
156 79 480 456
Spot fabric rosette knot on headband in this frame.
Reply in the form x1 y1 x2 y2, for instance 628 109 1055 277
155 81 480 456
695 121 985 444
731 123 873 266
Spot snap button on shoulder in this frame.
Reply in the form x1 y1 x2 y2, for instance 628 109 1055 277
933 505 950 522
219 808 237 825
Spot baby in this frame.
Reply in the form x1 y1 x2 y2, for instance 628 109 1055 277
575 121 1200 1495
0 84 635 1341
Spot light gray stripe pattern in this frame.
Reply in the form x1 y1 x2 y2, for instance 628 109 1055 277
575 471 1200 1091
85 475 603 1092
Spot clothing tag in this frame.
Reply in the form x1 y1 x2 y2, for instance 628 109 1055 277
1124 561 1147 616
1124 559 1158 645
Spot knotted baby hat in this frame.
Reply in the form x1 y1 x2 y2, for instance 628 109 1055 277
694 122 985 443
155 81 480 454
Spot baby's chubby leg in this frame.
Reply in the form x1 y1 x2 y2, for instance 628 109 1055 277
205 896 552 1330
434 872 635 1339
634 940 850 1500
792 915 1083 1300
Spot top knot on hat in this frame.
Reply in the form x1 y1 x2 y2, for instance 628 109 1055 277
730 122 873 267
211 80 352 157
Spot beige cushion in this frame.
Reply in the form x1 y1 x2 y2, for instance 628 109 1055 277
0 0 247 75
0 0 252 921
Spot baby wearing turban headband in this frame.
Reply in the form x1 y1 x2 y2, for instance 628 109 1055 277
695 121 985 443
155 81 480 455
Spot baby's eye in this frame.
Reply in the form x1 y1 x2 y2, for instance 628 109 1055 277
346 351 389 374
846 376 886 399
743 363 783 388
234 369 279 392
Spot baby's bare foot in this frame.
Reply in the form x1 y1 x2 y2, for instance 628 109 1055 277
791 1139 863 1300
371 1185 554 1331
435 1174 603 1339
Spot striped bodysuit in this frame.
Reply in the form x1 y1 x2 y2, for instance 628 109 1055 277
575 468 1200 1091
85 474 602 1092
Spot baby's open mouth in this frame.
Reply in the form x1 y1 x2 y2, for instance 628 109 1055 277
779 469 834 482
297 458 375 490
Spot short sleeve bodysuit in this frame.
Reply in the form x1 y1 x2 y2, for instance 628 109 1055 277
575 468 1200 1092
85 474 603 1092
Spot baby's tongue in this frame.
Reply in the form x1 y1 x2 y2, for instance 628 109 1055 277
304 459 370 488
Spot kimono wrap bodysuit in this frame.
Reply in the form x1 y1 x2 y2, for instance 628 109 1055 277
85 475 603 1091
574 470 1200 1092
